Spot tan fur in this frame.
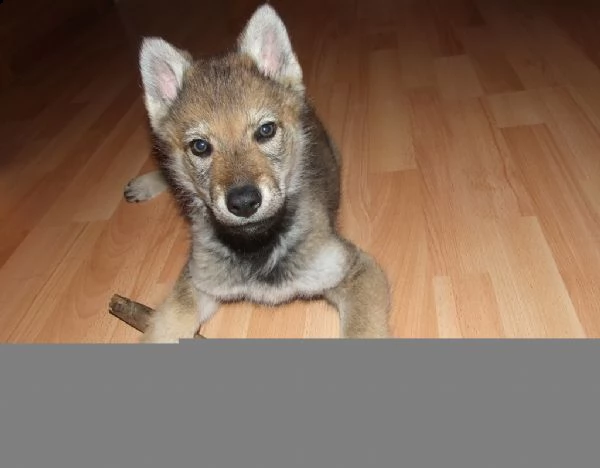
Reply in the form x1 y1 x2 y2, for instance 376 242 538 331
141 269 218 343
128 5 391 341
210 146 276 194
325 248 391 338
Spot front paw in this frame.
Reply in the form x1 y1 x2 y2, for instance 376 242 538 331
124 172 165 203
140 329 182 344
125 179 154 203
140 335 177 344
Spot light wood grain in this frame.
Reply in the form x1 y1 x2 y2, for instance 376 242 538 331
367 49 416 172
2 0 600 341
435 55 485 100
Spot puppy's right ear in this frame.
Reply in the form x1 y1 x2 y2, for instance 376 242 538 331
139 37 191 130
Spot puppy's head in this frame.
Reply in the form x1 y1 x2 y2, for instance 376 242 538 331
139 5 306 229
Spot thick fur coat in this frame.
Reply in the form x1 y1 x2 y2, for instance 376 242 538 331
125 5 391 341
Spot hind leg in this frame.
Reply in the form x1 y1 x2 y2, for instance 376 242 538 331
325 245 391 338
124 170 168 203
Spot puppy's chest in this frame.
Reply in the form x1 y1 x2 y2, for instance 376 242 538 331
190 240 348 305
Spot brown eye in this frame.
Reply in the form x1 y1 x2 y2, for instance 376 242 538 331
189 139 212 157
255 122 277 141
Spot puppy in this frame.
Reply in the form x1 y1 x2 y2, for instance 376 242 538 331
125 4 391 341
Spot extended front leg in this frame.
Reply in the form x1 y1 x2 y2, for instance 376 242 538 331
141 267 219 343
124 170 168 203
325 245 391 338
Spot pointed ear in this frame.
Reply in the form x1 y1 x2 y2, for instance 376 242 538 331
238 4 303 91
139 37 192 129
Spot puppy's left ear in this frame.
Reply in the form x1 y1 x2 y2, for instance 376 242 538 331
238 4 303 91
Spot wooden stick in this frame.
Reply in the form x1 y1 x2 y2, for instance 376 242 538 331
109 294 206 339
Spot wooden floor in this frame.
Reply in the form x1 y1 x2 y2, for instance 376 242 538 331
2 0 600 341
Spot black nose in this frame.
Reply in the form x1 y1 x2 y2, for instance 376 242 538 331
226 184 262 218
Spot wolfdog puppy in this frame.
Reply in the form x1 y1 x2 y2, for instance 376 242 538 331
125 4 391 341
